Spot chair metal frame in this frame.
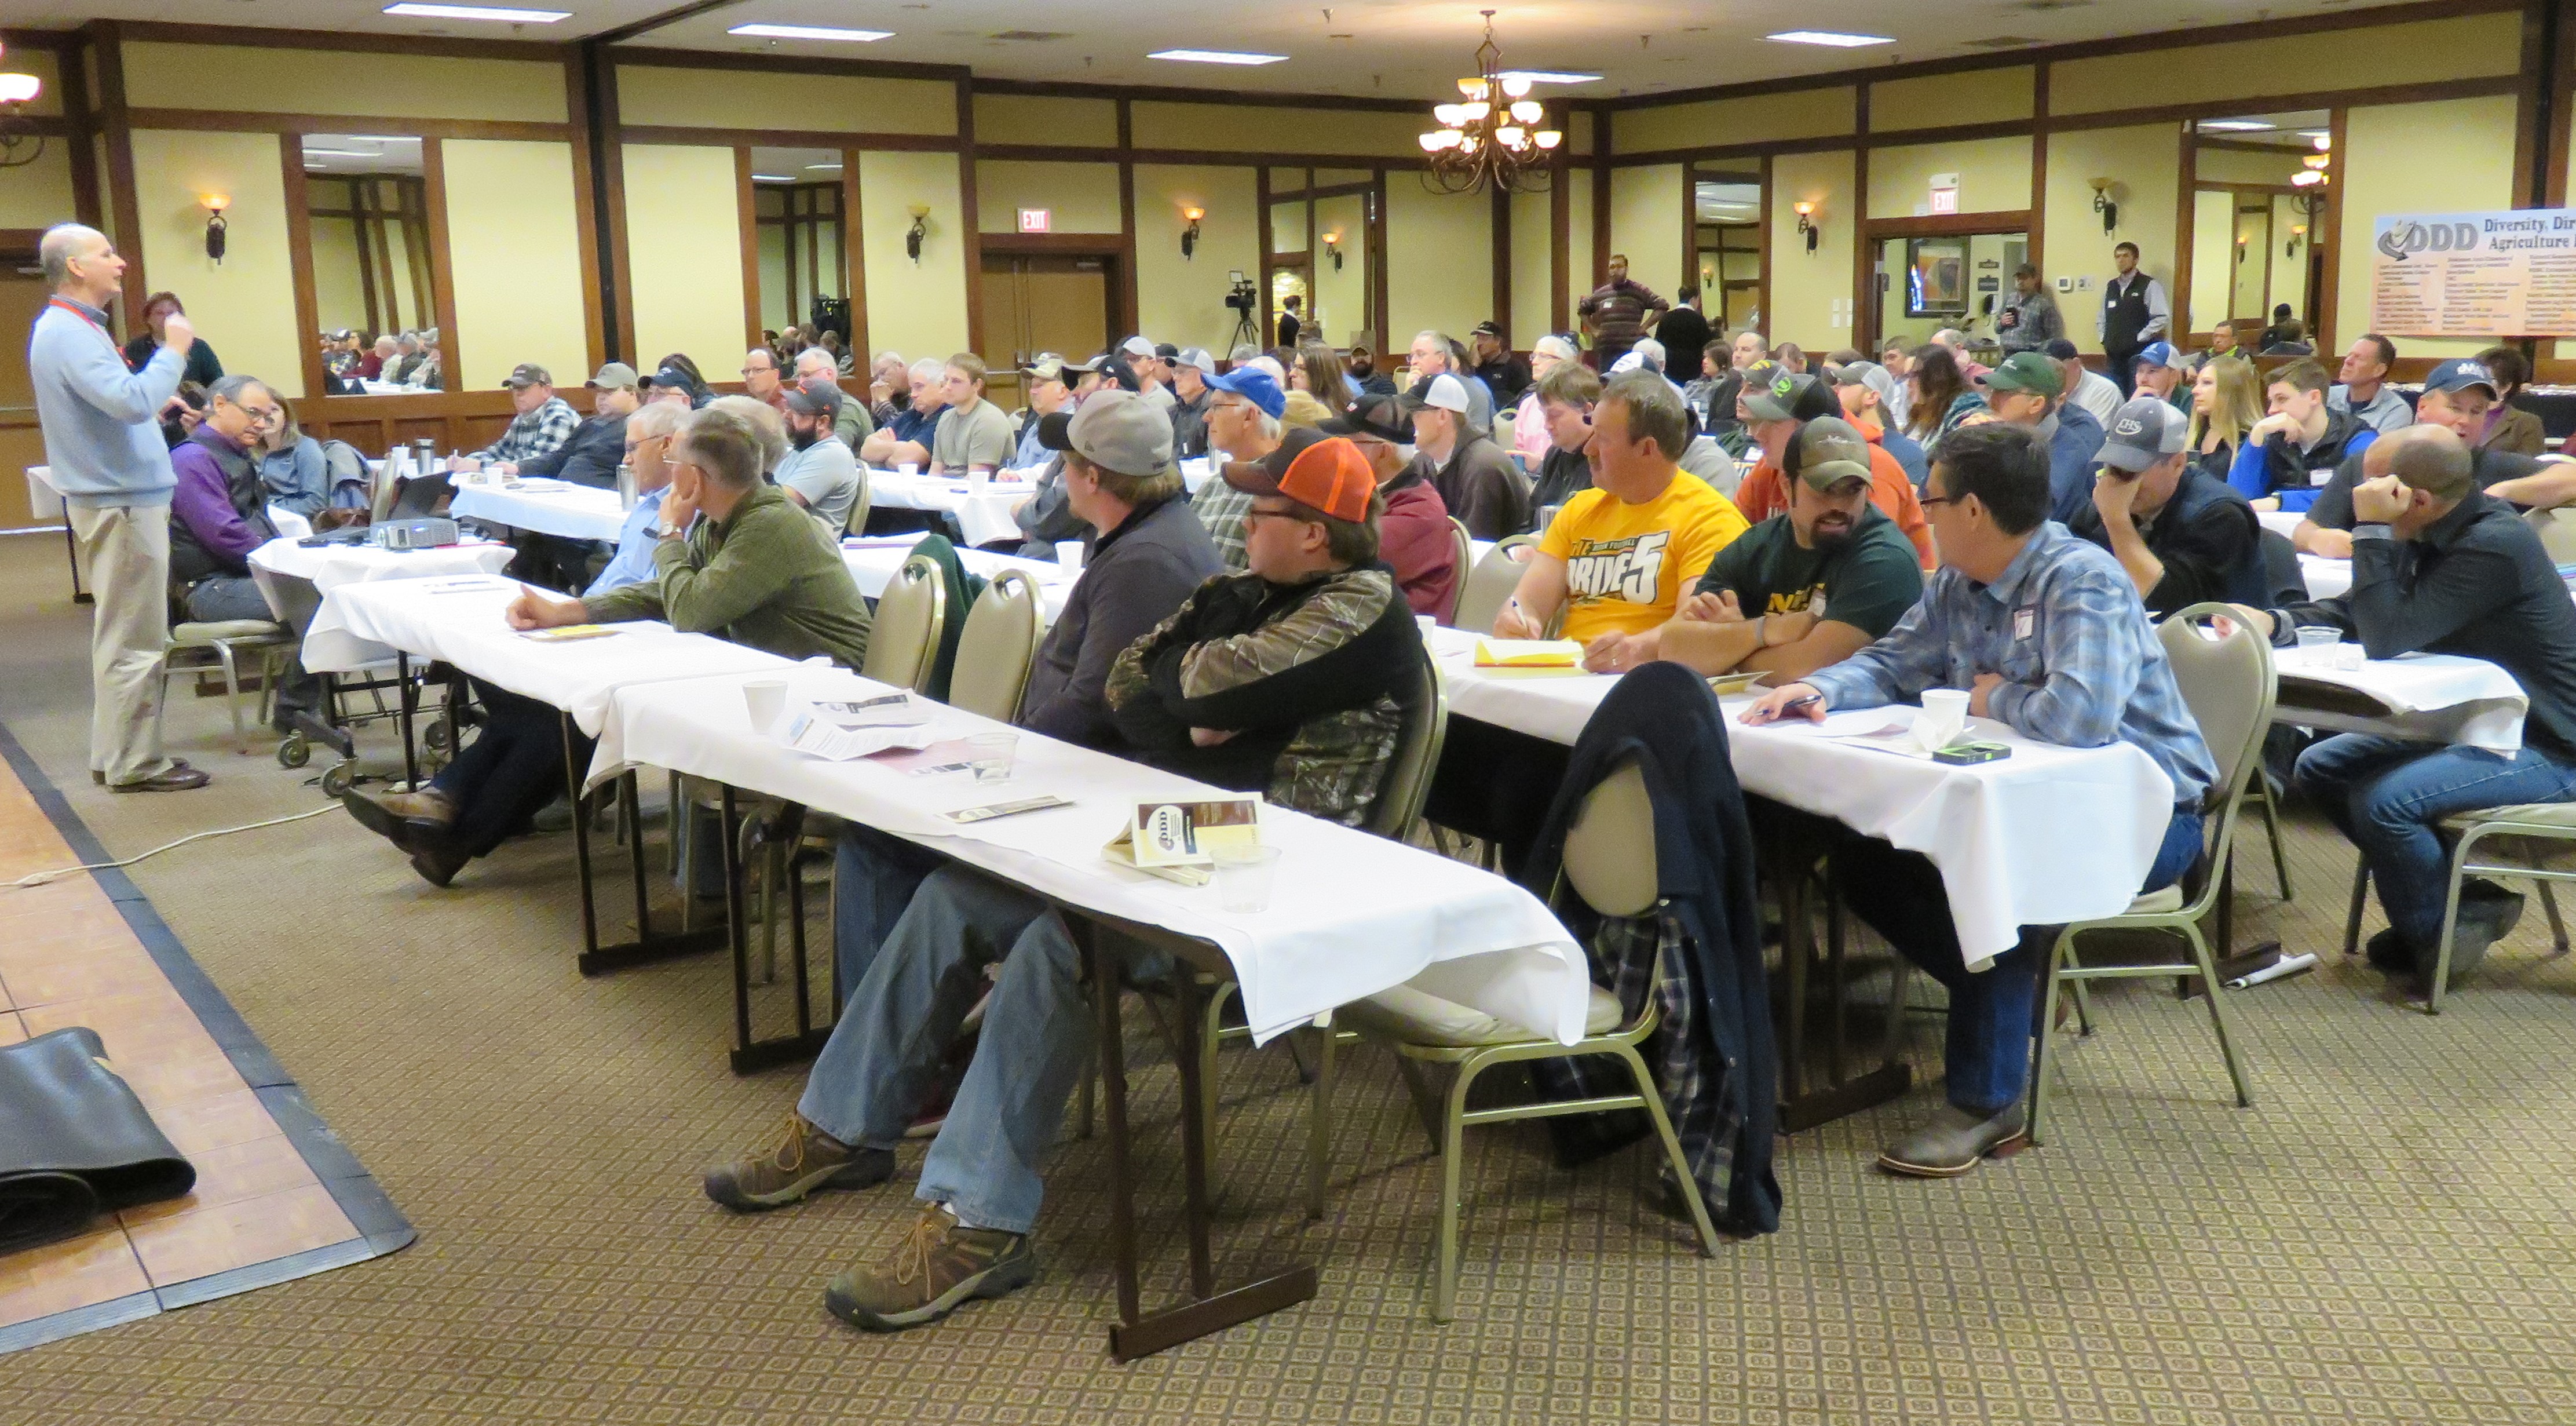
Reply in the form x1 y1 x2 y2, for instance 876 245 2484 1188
2341 826 2575 1015
2029 603 2266 1145
158 618 297 752
1439 516 1474 626
1449 533 1537 635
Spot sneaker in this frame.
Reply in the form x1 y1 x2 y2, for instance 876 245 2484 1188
703 1114 895 1212
824 1205 1037 1332
1876 1103 2029 1178
529 796 576 833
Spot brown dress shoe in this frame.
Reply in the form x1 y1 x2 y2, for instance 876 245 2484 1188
408 845 469 888
98 758 189 786
109 765 211 793
342 787 458 851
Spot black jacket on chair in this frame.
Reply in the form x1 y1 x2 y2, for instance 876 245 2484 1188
1522 661 1781 1235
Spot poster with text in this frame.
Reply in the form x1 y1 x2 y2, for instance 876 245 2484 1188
2370 209 2576 338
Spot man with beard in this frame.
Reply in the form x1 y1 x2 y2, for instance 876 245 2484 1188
776 378 864 531
1348 341 1396 399
1582 416 1924 680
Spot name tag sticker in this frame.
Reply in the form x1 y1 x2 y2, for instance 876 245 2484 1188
2013 608 2035 640
2310 468 2337 487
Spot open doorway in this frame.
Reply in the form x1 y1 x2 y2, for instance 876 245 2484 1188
1691 166 1763 333
2186 110 2331 354
1864 223 2028 364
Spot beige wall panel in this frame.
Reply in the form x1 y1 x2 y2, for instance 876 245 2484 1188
617 66 955 136
1871 67 2033 133
2194 146 2307 187
443 139 589 391
2044 125 2182 322
1509 185 1555 347
858 149 970 361
1614 87 1854 156
971 94 1118 148
1132 164 1259 353
1868 136 2031 218
2052 14 2521 115
1130 102 1423 158
1770 149 1856 351
0 145 77 228
623 144 750 374
1608 165 1684 307
130 130 304 397
2270 194 2314 326
125 42 566 123
1386 183 1493 351
973 161 1122 234
2190 189 2238 337
309 215 368 334
2335 94 2519 357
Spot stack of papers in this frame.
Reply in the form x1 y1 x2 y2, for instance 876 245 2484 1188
780 692 941 761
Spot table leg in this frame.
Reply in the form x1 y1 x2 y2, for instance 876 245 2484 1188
1086 924 1142 1329
63 521 92 606
1167 969 1216 1300
567 713 725 979
397 654 419 791
1774 847 1910 1135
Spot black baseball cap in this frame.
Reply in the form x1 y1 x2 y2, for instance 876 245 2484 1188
1324 391 1409 444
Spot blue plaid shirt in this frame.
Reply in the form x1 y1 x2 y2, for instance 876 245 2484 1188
1803 520 2216 809
474 396 579 465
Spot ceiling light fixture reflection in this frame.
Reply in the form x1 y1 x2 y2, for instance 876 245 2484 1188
2198 119 2277 131
1148 49 1289 65
1496 69 1601 84
382 3 571 23
728 23 893 42
1765 31 1894 48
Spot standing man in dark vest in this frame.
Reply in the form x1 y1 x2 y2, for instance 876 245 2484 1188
2097 242 2170 398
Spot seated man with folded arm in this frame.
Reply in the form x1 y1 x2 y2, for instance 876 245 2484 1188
1742 423 2215 1179
701 430 1419 1335
2254 425 2576 990
339 404 872 886
1587 416 1923 681
2065 395 2266 617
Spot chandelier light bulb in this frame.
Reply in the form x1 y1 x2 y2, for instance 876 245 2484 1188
1509 100 1543 123
1501 76 1533 98
2314 134 2331 151
1460 101 1489 122
2290 170 2323 187
1496 126 1526 148
1534 129 1562 149
0 72 38 104
1419 132 1444 151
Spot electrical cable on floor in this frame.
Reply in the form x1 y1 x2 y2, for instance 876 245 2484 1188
3 804 345 891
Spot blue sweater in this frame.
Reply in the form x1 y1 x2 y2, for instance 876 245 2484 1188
30 297 183 508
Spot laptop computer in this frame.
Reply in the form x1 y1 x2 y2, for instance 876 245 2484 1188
388 471 452 519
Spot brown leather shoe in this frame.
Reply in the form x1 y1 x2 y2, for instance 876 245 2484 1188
342 787 458 850
109 765 211 793
98 758 188 786
408 845 469 888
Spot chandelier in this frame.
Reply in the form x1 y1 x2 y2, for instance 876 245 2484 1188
2289 132 2329 218
1417 12 1561 195
0 41 45 172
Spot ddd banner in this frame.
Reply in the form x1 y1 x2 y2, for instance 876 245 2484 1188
2371 209 2576 338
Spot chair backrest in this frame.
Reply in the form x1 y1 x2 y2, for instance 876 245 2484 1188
1364 643 1449 840
1439 516 1473 625
2257 528 2307 604
1562 760 1658 917
947 570 1044 722
320 440 371 509
2529 506 2576 565
2157 603 2277 884
844 465 875 535
1450 533 1537 633
861 553 947 692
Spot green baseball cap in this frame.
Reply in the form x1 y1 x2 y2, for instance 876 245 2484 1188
1786 417 1875 491
1978 350 2064 397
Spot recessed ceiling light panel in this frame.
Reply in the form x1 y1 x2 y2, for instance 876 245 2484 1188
2199 119 2278 130
382 3 569 22
1497 69 1602 84
728 23 893 42
1148 49 1289 66
1766 30 1894 48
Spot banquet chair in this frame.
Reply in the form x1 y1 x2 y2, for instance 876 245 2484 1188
2238 531 2306 899
944 571 1044 723
2028 602 2265 1145
859 553 947 694
157 603 296 753
2526 506 2576 564
1440 517 1474 625
1336 759 1722 1320
842 468 874 537
2342 815 2575 1016
1450 534 1537 633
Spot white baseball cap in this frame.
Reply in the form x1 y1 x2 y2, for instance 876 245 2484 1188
1402 371 1472 414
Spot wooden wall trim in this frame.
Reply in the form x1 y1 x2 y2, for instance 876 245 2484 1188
2047 77 2523 134
1754 153 1773 349
111 19 565 63
2318 106 2349 354
89 22 144 329
2194 136 2312 156
1255 164 1276 347
619 123 955 152
1859 210 2036 240
2519 0 2553 209
562 51 607 371
1589 108 1612 296
53 34 103 233
971 76 1427 114
600 59 636 364
1369 171 1389 360
733 146 761 349
1549 147 1569 333
1115 99 1138 340
1495 183 1515 346
418 136 463 395
1847 85 1872 353
279 133 328 403
2027 63 2051 279
956 79 984 358
607 45 969 83
841 144 868 364
980 232 1126 254
125 109 573 141
975 142 1430 170
2173 126 2199 340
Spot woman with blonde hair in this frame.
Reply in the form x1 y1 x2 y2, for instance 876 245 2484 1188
2187 355 2265 483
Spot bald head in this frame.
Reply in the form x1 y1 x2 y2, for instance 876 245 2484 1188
39 224 122 304
2381 425 2476 504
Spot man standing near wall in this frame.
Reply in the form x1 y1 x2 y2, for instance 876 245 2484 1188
2098 242 2170 397
30 224 210 793
1577 254 1668 373
1996 265 2062 357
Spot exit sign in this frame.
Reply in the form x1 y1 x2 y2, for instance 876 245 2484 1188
1929 172 1959 215
1017 207 1051 234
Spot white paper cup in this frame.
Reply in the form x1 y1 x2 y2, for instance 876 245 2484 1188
897 462 920 477
967 468 991 487
1055 539 1087 572
1416 614 1440 640
1916 687 1970 751
743 679 788 733
1211 844 1284 913
967 730 1018 783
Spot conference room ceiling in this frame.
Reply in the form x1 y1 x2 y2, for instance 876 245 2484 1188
39 0 2425 100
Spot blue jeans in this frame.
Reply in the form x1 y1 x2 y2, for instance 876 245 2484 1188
831 824 945 1009
797 865 1099 1235
1838 808 2204 1117
2293 734 2576 948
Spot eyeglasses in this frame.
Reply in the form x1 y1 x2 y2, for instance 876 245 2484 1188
1244 505 1307 525
1918 492 1965 509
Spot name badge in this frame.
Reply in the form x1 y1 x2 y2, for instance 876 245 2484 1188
2013 608 2035 640
2310 467 2337 487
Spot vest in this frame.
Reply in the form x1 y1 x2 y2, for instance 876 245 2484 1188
2102 273 2154 356
168 429 277 586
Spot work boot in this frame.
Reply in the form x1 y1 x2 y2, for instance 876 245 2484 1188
824 1204 1037 1332
1876 1103 2029 1178
2429 885 2527 990
342 787 458 851
703 1114 895 1212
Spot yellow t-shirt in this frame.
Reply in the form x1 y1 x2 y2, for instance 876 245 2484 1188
1536 475 1749 644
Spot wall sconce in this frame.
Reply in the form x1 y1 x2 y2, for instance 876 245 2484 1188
1181 206 1204 260
2090 177 2120 234
1322 230 1343 271
2235 236 2248 266
200 194 230 265
1793 200 1818 254
905 203 930 263
0 43 45 171
2286 224 2307 257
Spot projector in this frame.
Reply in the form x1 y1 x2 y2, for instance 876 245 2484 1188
370 517 461 550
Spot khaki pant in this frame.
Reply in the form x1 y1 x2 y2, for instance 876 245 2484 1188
69 502 175 785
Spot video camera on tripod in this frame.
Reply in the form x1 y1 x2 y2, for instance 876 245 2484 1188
1222 270 1261 351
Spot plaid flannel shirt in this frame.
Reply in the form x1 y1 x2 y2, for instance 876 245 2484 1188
476 396 579 464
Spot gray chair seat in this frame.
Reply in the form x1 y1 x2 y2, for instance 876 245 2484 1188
1340 981 1623 1049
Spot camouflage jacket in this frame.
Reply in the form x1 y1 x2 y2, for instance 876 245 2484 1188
1105 563 1417 827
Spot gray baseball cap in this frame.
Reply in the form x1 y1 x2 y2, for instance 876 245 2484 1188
1064 389 1173 477
1173 345 1218 377
1830 359 1901 412
2099 396 2189 472
1786 417 1875 491
586 362 640 391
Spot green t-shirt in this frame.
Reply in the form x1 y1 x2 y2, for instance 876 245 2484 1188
931 396 1016 471
1693 505 1924 639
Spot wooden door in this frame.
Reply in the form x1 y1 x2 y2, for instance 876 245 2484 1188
0 253 51 529
978 253 1112 409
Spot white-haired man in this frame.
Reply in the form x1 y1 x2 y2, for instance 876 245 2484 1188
30 224 207 792
860 358 948 468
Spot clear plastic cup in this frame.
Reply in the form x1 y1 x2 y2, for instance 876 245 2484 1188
1210 844 1284 913
1416 614 1440 641
742 679 788 733
1055 539 1087 572
966 731 1018 783
2296 626 2341 665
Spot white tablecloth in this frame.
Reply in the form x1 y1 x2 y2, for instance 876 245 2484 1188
864 469 1031 548
2300 554 2351 601
840 536 1079 620
306 578 794 730
2274 650 2531 753
587 665 1593 1046
2256 508 2304 538
1425 628 2176 967
249 534 517 638
450 479 627 542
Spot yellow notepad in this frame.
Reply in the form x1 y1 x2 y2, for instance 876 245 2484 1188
1473 638 1584 668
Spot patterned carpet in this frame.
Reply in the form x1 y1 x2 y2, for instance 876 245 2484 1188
2 531 2574 1423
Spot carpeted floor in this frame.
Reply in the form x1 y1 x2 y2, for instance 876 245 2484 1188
3 528 2575 1424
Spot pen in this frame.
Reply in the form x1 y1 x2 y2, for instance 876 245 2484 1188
1777 692 1823 715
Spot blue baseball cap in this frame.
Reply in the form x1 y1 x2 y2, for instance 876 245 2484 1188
2135 341 2182 370
1204 367 1286 418
2424 358 2499 399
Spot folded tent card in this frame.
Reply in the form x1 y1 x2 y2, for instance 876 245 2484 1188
773 687 945 761
1103 792 1264 887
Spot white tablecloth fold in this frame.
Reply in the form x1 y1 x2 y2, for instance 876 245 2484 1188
250 535 520 661
840 537 1079 619
586 664 1593 1046
864 469 1031 548
2275 650 2531 753
450 480 628 542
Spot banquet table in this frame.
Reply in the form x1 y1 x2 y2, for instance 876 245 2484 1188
447 477 627 543
2270 645 2530 752
863 469 1035 548
251 534 518 654
839 536 1079 619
